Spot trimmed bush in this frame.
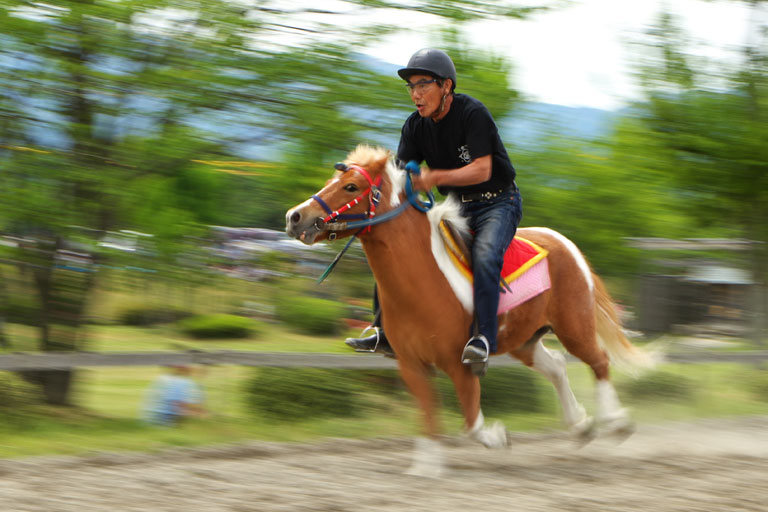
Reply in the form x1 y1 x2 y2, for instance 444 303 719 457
118 305 193 326
1 297 40 326
0 373 41 429
437 366 545 415
178 314 261 339
245 366 546 423
618 370 695 402
245 367 366 421
275 295 346 335
0 373 39 410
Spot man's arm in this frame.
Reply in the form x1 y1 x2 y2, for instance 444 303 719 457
411 154 492 191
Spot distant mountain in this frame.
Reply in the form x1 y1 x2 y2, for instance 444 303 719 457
356 52 400 76
500 102 618 148
19 53 619 160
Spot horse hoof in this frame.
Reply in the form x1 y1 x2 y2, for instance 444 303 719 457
600 414 636 442
571 417 597 445
486 421 509 448
609 420 636 442
470 421 508 448
407 437 444 478
571 417 597 446
405 463 444 478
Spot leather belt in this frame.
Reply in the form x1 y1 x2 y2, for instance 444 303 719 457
460 182 517 203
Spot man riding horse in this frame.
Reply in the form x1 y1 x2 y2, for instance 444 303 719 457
346 48 522 374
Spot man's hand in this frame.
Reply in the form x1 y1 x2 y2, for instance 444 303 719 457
409 155 492 191
411 166 437 192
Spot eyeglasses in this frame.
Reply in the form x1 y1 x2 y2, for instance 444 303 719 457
405 79 438 94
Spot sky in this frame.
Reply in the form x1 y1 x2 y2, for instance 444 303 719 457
12 0 757 112
363 0 757 110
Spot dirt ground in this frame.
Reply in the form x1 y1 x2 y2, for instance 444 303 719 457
1 415 767 512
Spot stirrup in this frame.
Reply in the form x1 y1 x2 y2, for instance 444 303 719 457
348 325 381 353
462 335 489 377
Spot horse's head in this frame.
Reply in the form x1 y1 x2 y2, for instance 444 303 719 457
286 145 398 245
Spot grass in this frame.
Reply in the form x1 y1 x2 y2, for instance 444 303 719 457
1 351 766 459
1 321 357 354
0 269 766 460
0 364 424 458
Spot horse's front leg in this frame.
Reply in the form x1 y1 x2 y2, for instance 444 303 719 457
446 364 508 448
398 361 444 478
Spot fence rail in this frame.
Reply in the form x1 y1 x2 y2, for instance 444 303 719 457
1 350 768 371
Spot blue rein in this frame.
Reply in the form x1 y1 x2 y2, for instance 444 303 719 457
322 161 433 232
404 160 435 213
315 160 433 283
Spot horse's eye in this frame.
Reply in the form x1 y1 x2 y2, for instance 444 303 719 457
344 183 359 193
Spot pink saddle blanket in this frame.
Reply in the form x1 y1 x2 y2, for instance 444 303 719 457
438 223 552 313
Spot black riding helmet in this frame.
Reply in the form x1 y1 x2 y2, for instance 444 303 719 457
397 48 457 91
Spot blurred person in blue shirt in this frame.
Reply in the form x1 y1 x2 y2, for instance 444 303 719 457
143 365 206 426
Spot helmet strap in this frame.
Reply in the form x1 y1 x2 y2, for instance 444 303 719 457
438 93 448 114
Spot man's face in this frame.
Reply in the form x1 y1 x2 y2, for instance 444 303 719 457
406 73 449 119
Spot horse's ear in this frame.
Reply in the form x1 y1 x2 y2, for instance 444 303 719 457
371 150 391 174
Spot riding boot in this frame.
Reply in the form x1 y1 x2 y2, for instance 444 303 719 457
345 326 395 357
461 334 489 376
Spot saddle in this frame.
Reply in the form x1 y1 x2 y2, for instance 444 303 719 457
439 219 474 268
438 220 552 313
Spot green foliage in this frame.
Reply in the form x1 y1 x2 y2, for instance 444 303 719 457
177 314 261 339
618 370 695 402
626 2 768 304
276 294 347 335
749 371 768 402
1 296 40 327
117 304 193 327
247 365 545 424
4 359 768 458
245 367 366 422
0 373 41 428
437 28 519 120
0 373 39 410
437 366 544 415
479 366 544 414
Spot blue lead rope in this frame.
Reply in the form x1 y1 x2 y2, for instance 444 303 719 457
404 160 435 212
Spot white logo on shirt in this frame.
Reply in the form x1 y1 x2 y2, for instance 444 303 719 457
458 145 471 164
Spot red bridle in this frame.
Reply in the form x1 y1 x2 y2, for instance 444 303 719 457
311 163 382 238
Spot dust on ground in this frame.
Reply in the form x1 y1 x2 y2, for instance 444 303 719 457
1 415 767 512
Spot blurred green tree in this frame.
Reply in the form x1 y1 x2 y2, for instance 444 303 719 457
0 0 545 402
626 4 768 341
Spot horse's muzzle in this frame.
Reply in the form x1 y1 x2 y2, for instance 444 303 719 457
285 207 322 245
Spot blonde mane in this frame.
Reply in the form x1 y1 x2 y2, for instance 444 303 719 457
344 144 404 207
344 144 390 168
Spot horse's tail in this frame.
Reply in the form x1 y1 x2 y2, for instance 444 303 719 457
593 272 659 373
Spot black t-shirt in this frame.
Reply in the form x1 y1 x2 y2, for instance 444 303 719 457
396 93 516 196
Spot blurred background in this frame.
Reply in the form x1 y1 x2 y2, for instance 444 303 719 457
0 0 766 456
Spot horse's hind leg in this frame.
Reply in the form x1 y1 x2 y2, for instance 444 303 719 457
512 336 595 441
552 326 634 438
445 364 507 448
593 378 635 438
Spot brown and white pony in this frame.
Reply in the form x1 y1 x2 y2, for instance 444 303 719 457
286 145 653 477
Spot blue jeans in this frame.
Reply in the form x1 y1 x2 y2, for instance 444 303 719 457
460 186 522 353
